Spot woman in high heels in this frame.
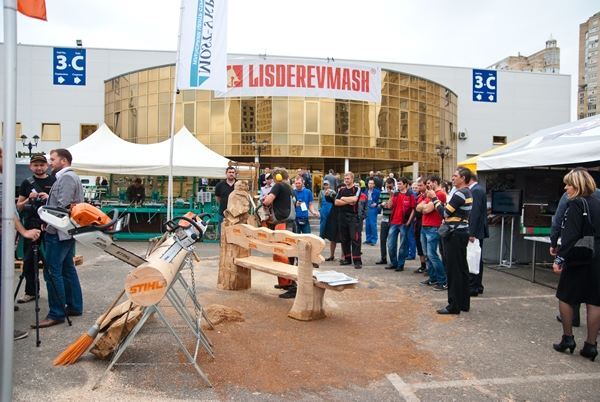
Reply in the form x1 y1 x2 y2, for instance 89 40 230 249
552 168 600 362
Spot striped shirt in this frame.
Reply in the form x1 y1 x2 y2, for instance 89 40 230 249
379 190 393 222
433 187 472 230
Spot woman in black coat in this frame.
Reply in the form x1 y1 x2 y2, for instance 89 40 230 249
552 168 600 362
322 185 341 261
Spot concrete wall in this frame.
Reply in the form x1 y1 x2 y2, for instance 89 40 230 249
0 44 175 154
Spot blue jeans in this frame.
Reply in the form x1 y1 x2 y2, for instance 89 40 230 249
421 227 446 285
295 218 311 234
407 220 416 258
387 223 410 268
365 207 378 244
44 234 82 321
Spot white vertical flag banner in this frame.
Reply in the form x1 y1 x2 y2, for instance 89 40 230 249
177 0 227 91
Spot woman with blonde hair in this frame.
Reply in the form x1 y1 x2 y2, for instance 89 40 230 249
552 168 600 361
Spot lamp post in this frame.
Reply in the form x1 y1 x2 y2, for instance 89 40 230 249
435 142 451 179
251 138 268 164
20 134 40 157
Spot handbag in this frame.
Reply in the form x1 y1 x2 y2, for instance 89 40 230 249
438 222 455 238
567 197 596 264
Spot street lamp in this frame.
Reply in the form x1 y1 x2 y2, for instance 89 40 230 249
435 142 451 179
251 138 268 164
20 134 40 157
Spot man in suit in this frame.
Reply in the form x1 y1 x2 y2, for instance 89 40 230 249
468 174 489 296
34 149 84 328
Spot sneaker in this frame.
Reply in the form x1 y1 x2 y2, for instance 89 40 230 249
339 260 352 266
395 265 404 272
414 267 426 274
14 330 28 341
420 279 437 286
433 284 448 291
375 260 387 265
354 264 362 269
384 265 397 270
17 294 36 304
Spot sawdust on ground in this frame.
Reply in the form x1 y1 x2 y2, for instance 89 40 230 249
184 285 442 395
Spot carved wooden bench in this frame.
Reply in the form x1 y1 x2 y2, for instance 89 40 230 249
224 224 356 321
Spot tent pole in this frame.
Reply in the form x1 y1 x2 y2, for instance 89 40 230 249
167 0 185 222
1 1 17 400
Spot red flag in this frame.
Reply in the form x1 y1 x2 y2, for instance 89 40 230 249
17 0 47 21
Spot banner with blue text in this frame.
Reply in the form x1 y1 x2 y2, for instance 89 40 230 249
177 0 227 91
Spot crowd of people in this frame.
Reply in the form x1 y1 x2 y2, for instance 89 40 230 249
3 154 597 362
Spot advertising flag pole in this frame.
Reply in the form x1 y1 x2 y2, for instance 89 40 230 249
167 0 186 222
1 1 18 399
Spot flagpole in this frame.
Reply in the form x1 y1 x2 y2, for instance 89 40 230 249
1 0 18 399
167 0 186 222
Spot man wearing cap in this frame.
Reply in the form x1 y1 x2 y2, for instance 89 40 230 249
15 155 55 304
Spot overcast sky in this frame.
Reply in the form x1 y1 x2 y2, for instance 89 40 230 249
3 0 599 120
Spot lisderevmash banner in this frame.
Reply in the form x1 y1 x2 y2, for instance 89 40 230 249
177 0 227 91
217 58 382 103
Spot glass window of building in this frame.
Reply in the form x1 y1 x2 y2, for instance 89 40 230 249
41 123 61 141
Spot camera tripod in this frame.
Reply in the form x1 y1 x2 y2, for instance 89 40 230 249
14 239 72 346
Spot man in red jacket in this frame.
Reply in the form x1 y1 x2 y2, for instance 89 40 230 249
385 177 415 272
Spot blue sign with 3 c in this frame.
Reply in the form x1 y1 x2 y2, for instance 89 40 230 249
53 48 86 86
472 69 496 103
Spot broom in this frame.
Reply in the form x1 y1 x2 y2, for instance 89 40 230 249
53 290 125 366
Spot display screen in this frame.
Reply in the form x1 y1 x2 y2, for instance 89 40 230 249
491 190 522 215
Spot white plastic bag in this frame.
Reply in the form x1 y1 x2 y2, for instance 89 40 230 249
467 239 481 275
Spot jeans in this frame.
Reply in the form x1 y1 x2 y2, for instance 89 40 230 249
407 220 416 258
387 223 410 268
44 233 82 321
294 218 312 234
365 207 379 244
421 227 446 285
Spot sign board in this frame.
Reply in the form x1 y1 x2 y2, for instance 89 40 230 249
53 48 86 86
472 69 496 103
216 59 381 103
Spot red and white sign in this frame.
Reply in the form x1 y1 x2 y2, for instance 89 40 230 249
216 59 381 103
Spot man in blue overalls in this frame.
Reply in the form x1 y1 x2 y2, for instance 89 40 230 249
364 179 380 245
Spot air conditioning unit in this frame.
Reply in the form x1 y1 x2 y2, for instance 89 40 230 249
458 131 468 140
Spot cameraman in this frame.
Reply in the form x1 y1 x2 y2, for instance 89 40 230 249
15 155 55 304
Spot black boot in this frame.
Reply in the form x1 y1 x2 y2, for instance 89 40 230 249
580 342 598 362
553 335 576 354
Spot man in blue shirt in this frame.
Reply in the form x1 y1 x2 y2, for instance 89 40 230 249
293 176 319 234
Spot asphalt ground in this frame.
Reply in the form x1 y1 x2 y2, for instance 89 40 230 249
11 226 600 401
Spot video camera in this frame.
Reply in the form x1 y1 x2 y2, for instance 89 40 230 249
22 191 48 229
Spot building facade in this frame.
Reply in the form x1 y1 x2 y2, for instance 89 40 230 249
578 12 600 119
1 44 571 169
488 38 560 74
104 62 458 176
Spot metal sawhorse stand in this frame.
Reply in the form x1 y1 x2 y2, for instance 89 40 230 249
93 251 215 389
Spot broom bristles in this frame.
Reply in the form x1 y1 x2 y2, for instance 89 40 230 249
53 334 94 366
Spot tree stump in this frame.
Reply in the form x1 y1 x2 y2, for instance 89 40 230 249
217 181 252 290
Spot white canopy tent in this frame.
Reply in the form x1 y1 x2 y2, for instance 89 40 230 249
476 114 600 171
68 124 231 178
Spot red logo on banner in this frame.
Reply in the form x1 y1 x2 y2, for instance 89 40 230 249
227 65 243 88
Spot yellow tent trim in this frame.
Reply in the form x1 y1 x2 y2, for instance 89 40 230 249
458 143 511 174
